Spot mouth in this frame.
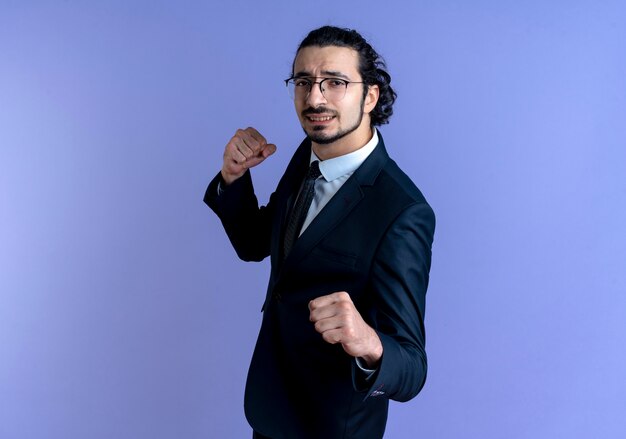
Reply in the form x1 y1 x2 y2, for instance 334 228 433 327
305 115 336 124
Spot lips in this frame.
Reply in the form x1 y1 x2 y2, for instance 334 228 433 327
307 115 335 122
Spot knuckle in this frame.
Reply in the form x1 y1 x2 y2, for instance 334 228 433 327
344 327 355 339
339 301 351 312
228 139 239 151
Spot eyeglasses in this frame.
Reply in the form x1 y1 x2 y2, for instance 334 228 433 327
284 77 365 101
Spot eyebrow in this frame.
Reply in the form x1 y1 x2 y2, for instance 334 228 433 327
293 70 351 80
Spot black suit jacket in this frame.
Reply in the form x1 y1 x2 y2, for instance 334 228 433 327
205 134 435 439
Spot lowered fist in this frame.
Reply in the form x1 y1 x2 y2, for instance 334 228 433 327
309 291 383 368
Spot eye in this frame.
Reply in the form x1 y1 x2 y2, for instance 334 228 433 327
294 79 311 87
326 79 346 88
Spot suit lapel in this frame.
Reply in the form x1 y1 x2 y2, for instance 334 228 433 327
283 176 363 267
268 138 311 275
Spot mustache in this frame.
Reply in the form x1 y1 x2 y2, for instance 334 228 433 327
302 107 337 117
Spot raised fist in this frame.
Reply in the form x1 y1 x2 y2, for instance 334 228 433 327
220 127 277 185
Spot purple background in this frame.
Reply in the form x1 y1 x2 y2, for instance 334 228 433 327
1 1 625 438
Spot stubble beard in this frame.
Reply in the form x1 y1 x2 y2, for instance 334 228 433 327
302 98 366 145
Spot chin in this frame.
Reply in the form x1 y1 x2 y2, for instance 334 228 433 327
306 129 339 145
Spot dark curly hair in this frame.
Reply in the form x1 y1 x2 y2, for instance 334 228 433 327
293 26 397 126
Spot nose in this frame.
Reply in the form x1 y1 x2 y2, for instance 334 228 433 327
305 81 327 107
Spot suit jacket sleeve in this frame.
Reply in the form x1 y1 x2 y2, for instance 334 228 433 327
353 201 435 402
204 170 274 262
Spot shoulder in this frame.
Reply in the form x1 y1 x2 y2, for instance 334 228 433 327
379 157 430 206
356 152 436 240
379 159 436 238
359 133 431 209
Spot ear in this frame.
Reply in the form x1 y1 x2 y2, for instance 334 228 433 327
363 84 380 114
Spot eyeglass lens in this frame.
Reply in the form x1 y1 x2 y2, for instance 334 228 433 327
287 78 347 101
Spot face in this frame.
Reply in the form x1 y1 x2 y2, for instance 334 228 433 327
291 46 378 155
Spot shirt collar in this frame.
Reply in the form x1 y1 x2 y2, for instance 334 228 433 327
310 129 379 182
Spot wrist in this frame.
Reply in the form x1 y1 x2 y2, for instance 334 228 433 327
361 331 383 368
220 169 243 186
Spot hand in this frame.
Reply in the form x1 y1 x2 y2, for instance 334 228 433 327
309 291 383 368
220 127 277 185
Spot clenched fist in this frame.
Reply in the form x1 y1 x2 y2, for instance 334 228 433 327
221 127 277 185
309 291 383 368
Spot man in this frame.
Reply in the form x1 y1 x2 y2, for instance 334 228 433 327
205 26 435 439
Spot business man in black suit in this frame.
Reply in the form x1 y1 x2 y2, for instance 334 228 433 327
205 26 435 438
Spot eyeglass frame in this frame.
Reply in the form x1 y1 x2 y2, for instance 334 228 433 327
284 76 366 101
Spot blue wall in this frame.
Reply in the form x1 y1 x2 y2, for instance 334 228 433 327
1 1 625 438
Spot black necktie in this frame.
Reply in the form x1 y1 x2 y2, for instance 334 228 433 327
283 160 322 258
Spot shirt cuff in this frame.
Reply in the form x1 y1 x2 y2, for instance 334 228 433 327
355 357 378 381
